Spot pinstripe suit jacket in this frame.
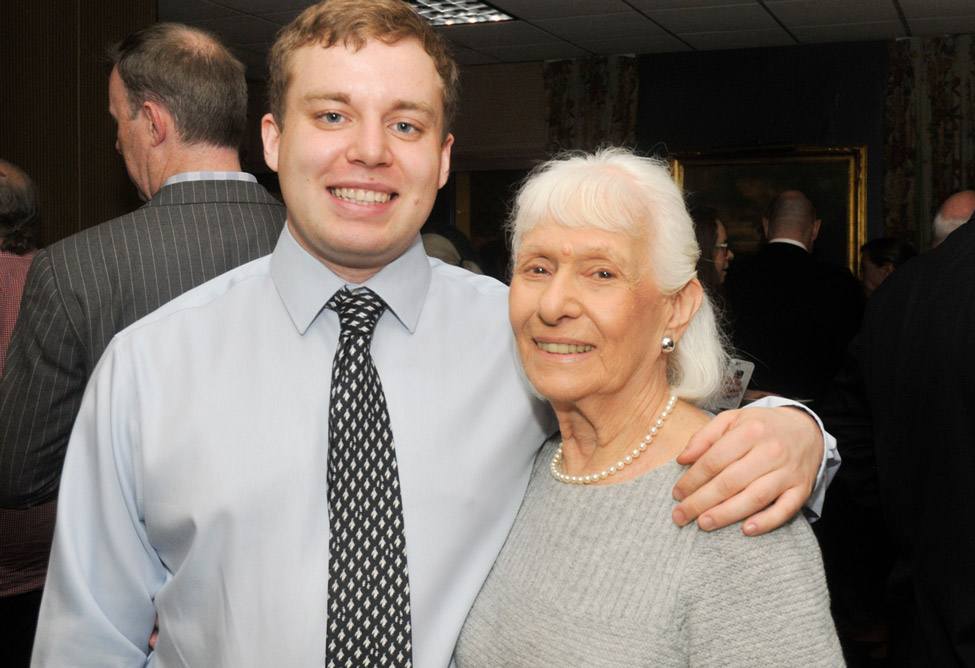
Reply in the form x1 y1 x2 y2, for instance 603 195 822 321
0 179 286 508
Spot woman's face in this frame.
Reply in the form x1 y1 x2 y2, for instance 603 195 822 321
713 219 734 282
860 254 892 297
509 221 674 408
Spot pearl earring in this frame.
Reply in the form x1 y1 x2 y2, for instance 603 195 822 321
661 336 676 353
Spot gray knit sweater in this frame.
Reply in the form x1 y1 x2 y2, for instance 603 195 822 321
454 436 845 667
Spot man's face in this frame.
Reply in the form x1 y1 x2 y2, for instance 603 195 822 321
108 68 153 201
262 39 453 282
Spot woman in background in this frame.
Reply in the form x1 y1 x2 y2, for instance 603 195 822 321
690 204 734 297
859 236 916 297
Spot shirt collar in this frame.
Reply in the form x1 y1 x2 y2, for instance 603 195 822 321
271 224 431 335
161 171 258 187
768 237 810 252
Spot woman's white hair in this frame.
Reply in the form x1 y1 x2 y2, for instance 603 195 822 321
508 147 728 407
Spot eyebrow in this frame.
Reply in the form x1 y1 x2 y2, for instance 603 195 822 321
300 91 439 120
300 91 351 107
518 241 630 266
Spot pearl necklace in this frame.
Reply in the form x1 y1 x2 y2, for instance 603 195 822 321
550 393 678 485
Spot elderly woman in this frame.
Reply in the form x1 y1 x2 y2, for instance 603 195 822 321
454 149 843 665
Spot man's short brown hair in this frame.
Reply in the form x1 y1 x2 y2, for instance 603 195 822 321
109 23 248 150
267 0 459 136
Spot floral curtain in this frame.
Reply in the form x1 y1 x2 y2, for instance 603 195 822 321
543 56 639 154
884 36 975 248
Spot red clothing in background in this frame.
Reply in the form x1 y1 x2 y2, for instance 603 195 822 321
0 249 35 378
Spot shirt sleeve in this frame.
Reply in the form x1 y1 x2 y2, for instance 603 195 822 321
741 395 840 520
31 341 164 667
0 249 90 508
681 517 845 666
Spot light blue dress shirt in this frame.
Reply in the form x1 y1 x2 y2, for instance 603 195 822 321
32 227 837 667
33 228 553 667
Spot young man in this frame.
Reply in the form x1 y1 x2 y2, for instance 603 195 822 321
33 2 834 666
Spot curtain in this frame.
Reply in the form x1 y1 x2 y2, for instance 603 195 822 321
884 36 975 248
543 56 639 154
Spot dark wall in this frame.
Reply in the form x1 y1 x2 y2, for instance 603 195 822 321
0 0 154 246
637 42 889 240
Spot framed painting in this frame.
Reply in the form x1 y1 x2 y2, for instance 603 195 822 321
669 145 867 274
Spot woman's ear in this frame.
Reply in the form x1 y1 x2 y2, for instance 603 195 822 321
667 278 704 342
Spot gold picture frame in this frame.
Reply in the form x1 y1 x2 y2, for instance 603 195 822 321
669 145 867 274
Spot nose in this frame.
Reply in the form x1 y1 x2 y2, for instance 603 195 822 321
346 119 392 168
727 247 734 261
537 270 583 325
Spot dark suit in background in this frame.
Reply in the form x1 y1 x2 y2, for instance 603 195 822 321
822 217 975 667
725 241 863 405
0 178 284 507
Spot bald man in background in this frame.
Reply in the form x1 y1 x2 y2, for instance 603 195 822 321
930 190 975 247
725 189 864 408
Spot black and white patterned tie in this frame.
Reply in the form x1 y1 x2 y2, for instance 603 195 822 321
325 287 412 667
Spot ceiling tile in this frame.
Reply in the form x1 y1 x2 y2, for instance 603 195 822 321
906 15 975 34
764 0 899 26
157 0 240 21
681 28 796 50
450 45 502 65
645 3 778 33
578 34 692 55
899 0 975 19
479 41 590 62
791 21 906 43
221 0 312 12
439 21 564 48
533 13 665 41
628 0 756 10
156 0 975 78
490 0 632 20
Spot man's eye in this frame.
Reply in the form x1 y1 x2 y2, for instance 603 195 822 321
321 112 344 123
393 121 418 134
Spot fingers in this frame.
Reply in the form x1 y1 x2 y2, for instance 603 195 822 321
672 442 778 528
673 412 763 499
671 405 823 534
675 409 741 466
740 486 808 536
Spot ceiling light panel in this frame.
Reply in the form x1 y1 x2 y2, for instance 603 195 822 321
407 0 513 25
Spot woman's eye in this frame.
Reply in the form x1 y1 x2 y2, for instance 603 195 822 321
594 270 614 279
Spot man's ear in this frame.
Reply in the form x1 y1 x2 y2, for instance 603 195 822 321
262 113 281 173
144 102 170 147
761 217 770 240
438 133 453 189
667 277 704 343
811 218 822 242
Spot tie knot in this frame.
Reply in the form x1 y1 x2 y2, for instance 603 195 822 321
326 287 387 338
